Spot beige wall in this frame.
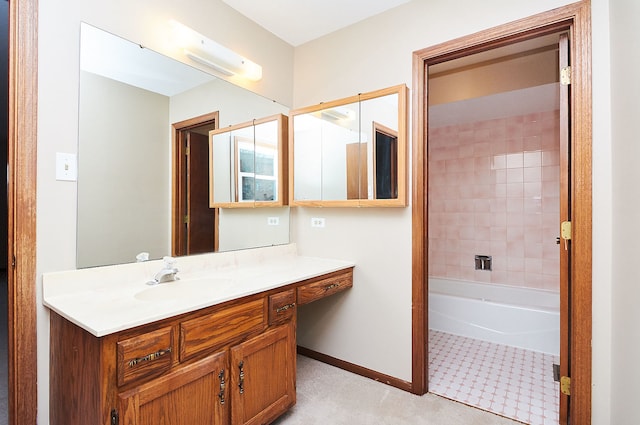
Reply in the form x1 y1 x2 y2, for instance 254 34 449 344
430 48 559 105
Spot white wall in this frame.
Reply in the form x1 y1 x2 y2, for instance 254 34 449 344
609 0 640 423
293 0 615 422
37 1 293 422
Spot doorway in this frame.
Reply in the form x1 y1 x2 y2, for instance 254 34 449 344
172 112 219 256
411 3 592 425
425 32 564 425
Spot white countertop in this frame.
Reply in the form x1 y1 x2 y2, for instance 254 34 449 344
43 244 354 337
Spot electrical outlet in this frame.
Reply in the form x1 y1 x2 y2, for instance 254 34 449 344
311 217 325 228
267 217 279 226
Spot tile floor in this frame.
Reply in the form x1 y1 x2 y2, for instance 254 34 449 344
428 329 559 425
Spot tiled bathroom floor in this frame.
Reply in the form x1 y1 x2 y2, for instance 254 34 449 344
428 329 559 425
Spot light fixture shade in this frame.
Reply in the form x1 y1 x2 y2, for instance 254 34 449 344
322 106 356 121
170 20 262 81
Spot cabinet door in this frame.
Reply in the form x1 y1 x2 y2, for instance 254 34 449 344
118 351 228 425
230 323 295 425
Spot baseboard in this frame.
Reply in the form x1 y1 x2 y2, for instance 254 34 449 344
296 345 413 393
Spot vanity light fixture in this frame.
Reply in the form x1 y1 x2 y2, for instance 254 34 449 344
169 19 262 81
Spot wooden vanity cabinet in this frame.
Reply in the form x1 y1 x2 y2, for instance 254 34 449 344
116 324 294 425
49 268 353 425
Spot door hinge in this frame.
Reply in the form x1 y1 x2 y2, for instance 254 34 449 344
560 66 571 85
560 375 571 395
561 221 572 240
184 215 189 224
185 146 190 156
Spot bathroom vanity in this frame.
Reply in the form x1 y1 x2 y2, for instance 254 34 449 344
43 245 354 425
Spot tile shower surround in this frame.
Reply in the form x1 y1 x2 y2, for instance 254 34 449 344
428 110 560 291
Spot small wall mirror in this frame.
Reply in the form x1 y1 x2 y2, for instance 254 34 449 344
289 84 408 207
210 114 288 207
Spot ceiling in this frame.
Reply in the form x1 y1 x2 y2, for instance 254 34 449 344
221 0 411 46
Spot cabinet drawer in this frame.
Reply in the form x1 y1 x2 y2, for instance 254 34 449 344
268 289 296 325
117 326 173 387
297 269 353 305
180 298 266 361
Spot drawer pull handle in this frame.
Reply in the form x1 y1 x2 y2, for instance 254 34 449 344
218 369 226 405
324 283 340 291
276 303 295 313
128 347 171 368
238 361 245 394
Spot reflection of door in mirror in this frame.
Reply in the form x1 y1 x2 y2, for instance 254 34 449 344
373 122 398 199
173 112 219 256
346 143 367 200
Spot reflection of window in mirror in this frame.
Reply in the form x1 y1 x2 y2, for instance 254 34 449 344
373 122 398 199
235 138 277 202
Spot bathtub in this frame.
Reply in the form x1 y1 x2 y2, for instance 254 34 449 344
428 277 559 355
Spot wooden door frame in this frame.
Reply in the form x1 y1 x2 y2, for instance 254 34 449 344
411 2 592 424
8 0 38 424
171 112 219 256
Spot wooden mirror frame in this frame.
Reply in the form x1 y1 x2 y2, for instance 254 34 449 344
289 84 408 207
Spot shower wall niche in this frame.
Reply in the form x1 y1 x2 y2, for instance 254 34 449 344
428 84 560 292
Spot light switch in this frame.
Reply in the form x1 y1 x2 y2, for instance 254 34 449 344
56 153 77 181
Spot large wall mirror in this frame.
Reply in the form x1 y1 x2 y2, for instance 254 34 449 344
77 23 290 268
289 84 408 207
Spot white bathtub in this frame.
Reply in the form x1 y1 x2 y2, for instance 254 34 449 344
428 277 559 355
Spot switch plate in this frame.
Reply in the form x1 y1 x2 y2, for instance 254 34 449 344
311 217 325 228
267 217 279 226
56 153 77 181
